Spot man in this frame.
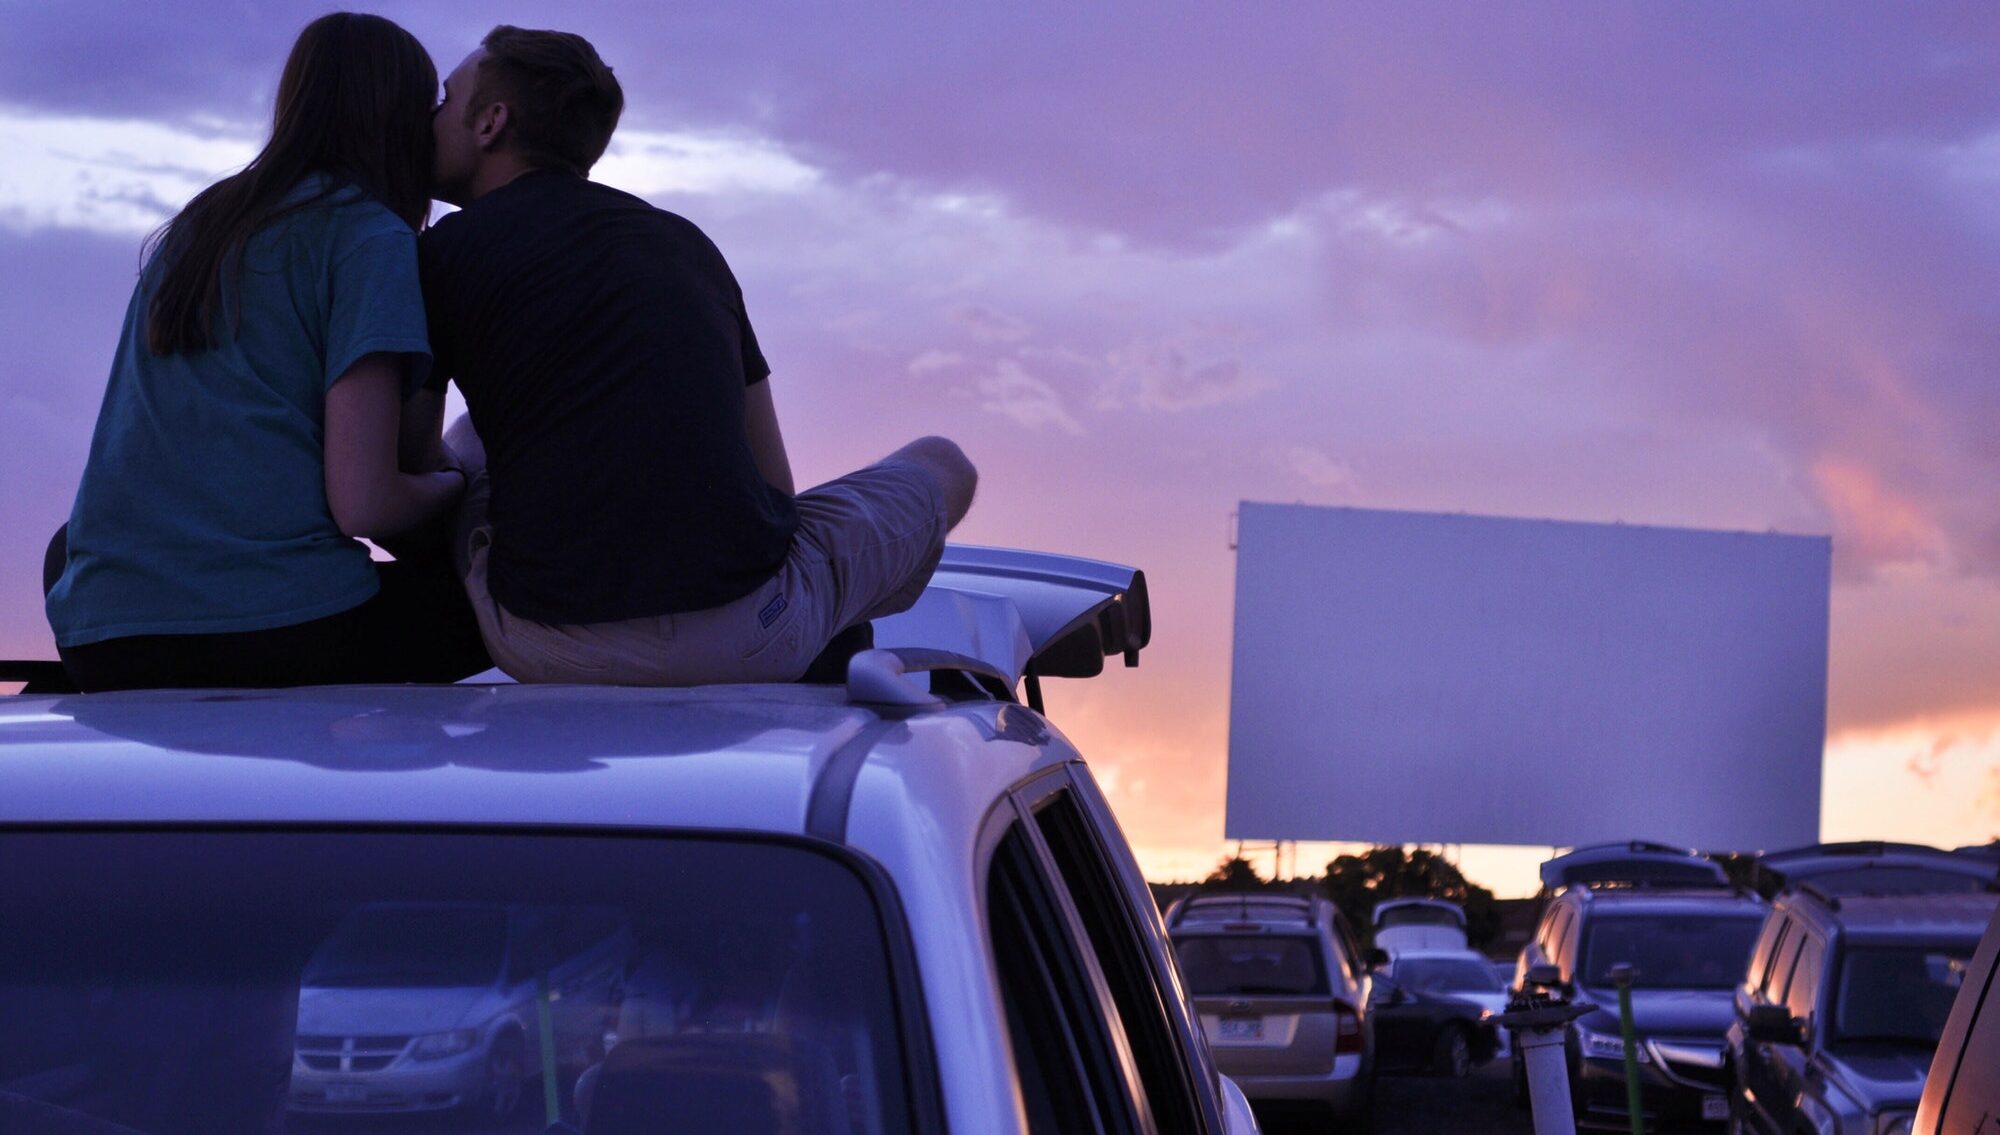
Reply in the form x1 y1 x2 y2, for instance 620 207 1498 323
419 26 977 684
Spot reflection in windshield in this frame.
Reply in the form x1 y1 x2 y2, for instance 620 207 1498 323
304 905 508 988
1174 934 1328 996
0 831 912 1135
1580 915 1764 989
1834 947 1971 1046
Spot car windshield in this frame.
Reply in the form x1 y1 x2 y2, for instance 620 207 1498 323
0 830 915 1134
1833 946 1973 1046
1173 933 1328 996
1378 905 1462 929
1579 913 1764 989
1395 957 1503 994
302 905 508 988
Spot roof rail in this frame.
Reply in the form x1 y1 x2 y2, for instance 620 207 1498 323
844 648 1016 717
1797 881 1842 912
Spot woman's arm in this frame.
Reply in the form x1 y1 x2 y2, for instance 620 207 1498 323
325 353 462 540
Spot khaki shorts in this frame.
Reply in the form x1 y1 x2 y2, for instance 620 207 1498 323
456 461 948 686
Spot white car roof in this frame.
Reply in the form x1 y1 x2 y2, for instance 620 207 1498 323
0 681 1067 838
0 544 1150 840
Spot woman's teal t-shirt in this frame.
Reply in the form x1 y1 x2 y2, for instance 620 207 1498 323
46 179 432 647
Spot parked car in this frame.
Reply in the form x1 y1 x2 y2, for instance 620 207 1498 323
290 901 631 1120
0 545 1263 1135
1368 950 1505 1075
1725 861 1997 1135
1513 842 1768 1131
1913 896 2000 1135
1166 893 1377 1130
1372 898 1470 954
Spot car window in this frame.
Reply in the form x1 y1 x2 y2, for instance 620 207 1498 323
1331 913 1367 984
1174 933 1330 997
1397 957 1505 994
1784 934 1823 1028
303 903 507 988
1746 914 1787 994
988 823 1144 1135
1380 905 1462 929
1552 907 1580 973
1543 906 1569 955
1766 925 1805 1004
1579 913 1764 989
1833 946 1973 1045
0 830 918 1135
1032 788 1205 1135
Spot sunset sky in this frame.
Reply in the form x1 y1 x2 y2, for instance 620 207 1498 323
3 4 1997 895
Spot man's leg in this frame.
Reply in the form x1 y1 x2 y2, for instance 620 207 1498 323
788 436 976 637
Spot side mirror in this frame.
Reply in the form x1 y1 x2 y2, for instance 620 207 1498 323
1745 1004 1803 1046
1366 948 1390 970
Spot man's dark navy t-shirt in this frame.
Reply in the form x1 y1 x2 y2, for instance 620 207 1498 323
420 171 797 624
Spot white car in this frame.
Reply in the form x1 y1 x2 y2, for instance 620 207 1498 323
1372 897 1470 954
0 545 1260 1135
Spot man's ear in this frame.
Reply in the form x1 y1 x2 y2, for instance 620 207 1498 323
474 103 509 152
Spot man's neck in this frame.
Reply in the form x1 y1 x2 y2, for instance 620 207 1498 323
462 155 549 204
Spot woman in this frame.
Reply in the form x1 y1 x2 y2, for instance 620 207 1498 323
44 12 489 691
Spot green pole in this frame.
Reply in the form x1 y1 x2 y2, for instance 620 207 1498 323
1611 964 1645 1135
536 973 561 1128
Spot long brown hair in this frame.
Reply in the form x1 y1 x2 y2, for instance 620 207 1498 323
145 12 437 356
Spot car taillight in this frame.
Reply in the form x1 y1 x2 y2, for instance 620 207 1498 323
1335 1004 1363 1055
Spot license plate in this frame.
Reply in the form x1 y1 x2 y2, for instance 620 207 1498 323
1701 1096 1728 1121
326 1084 368 1104
1218 1016 1262 1040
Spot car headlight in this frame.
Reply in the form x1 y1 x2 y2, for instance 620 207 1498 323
1876 1113 1914 1135
1576 1024 1648 1064
408 1029 480 1061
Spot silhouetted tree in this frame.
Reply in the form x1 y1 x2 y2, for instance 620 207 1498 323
1319 846 1502 949
1202 855 1269 892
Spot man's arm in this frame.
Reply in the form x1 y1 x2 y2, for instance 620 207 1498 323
744 379 795 496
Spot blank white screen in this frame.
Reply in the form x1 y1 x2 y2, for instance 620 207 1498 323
1225 503 1828 851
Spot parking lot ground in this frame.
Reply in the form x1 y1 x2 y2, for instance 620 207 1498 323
1368 1060 1534 1135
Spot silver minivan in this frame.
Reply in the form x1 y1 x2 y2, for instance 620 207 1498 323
0 545 1263 1135
291 902 630 1121
1168 894 1378 1129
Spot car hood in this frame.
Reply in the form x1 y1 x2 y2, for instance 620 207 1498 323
1578 986 1735 1038
297 985 500 1037
1825 1045 1935 1107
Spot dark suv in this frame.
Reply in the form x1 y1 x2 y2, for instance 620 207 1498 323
1725 848 1998 1135
1513 843 1768 1130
